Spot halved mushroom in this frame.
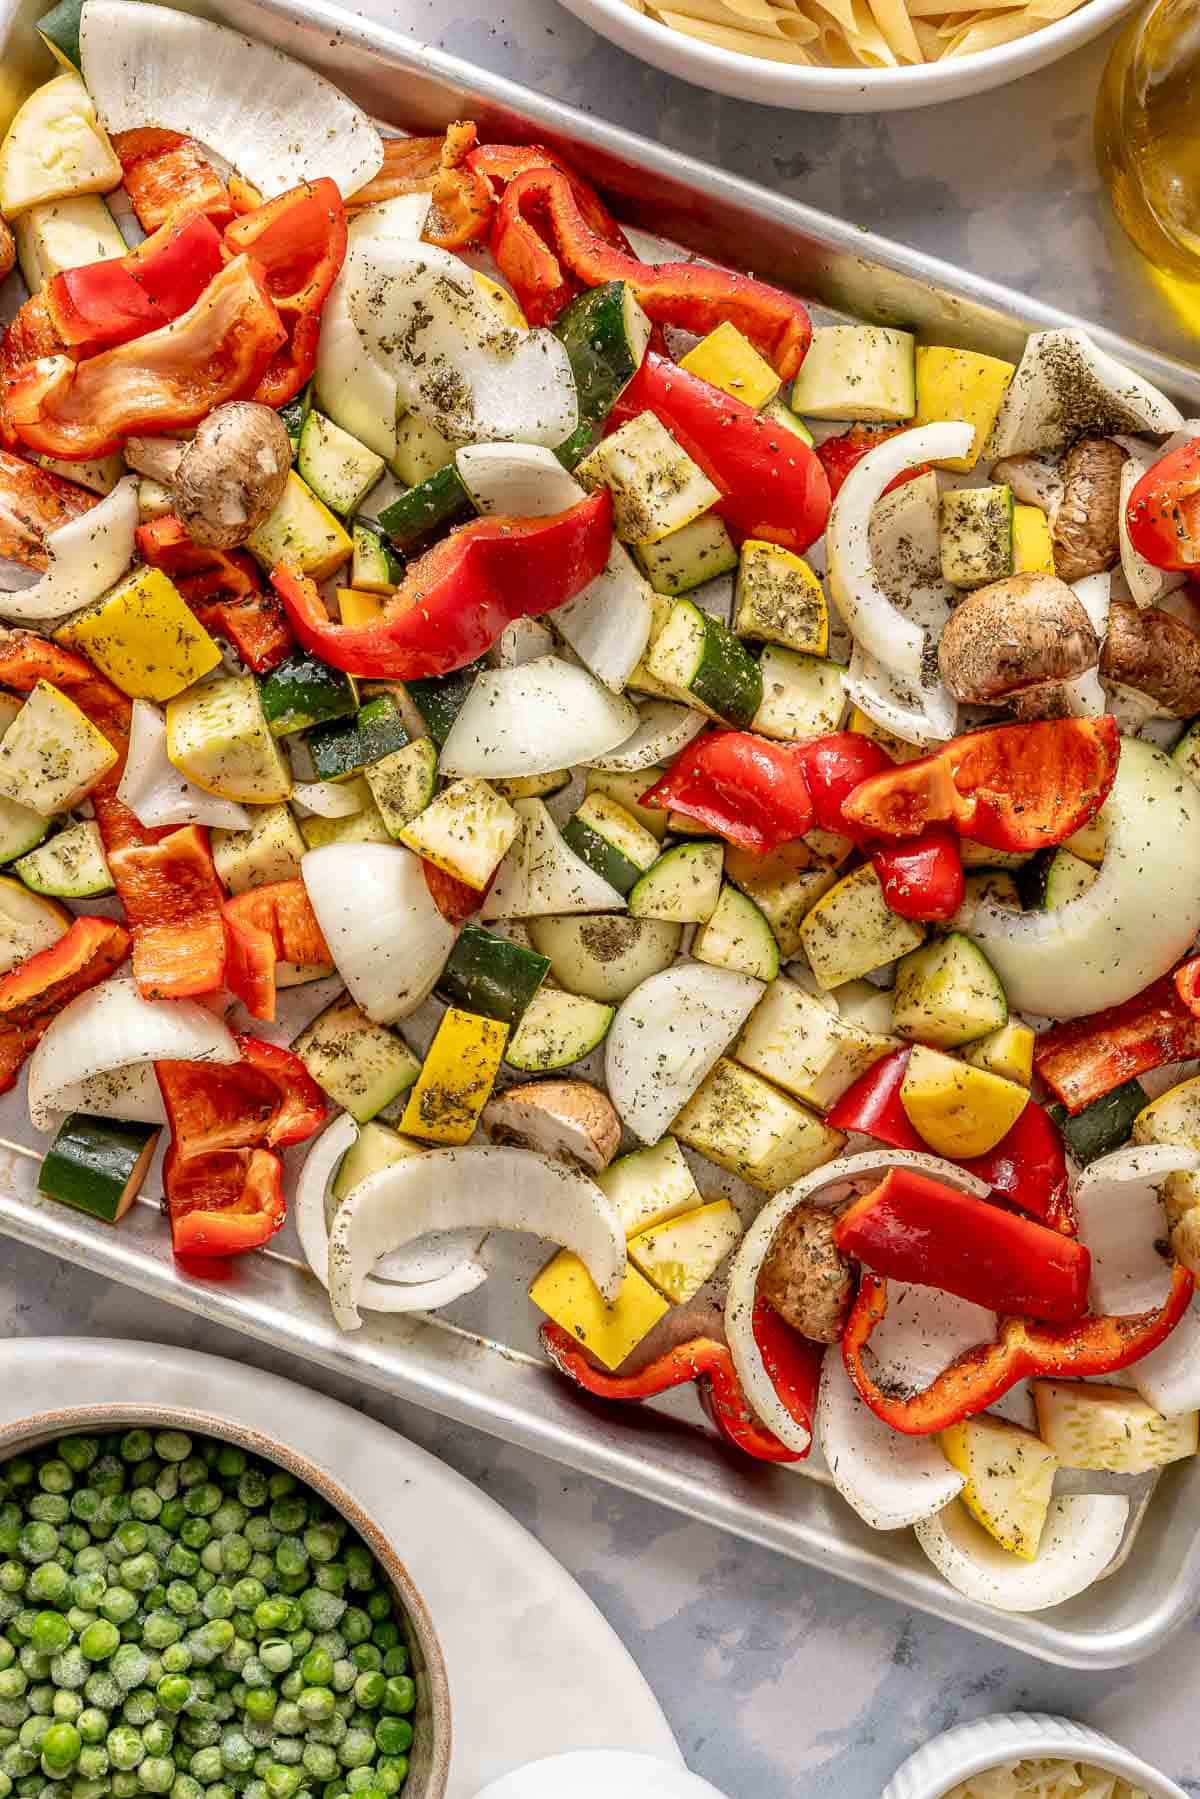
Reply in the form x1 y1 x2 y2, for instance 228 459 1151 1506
937 571 1099 715
758 1202 855 1345
1100 598 1200 718
481 1080 621 1174
124 402 291 549
1051 436 1126 584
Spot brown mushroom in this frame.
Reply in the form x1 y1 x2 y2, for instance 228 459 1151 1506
124 402 291 548
991 453 1064 519
1051 436 1126 584
1100 598 1200 718
758 1203 854 1345
937 571 1099 712
480 1079 621 1173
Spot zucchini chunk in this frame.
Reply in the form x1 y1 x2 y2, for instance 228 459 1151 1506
14 193 124 290
244 471 352 583
635 515 738 597
553 281 653 467
628 840 724 924
437 923 550 1028
751 648 846 741
15 820 112 898
799 863 926 989
212 804 306 895
505 987 615 1071
585 769 668 839
597 1135 701 1236
1047 1080 1146 1165
560 794 661 897
298 410 385 517
576 412 720 545
789 325 916 423
292 994 421 1124
377 464 473 556
363 738 439 837
38 1114 160 1225
725 842 841 961
258 649 358 738
0 877 68 975
390 412 455 488
398 778 519 890
307 694 409 782
331 1119 423 1202
674 1057 845 1193
735 976 896 1111
527 914 682 1005
644 598 762 728
692 883 779 983
404 660 484 747
1032 1380 1198 1475
892 932 1008 1048
350 519 403 594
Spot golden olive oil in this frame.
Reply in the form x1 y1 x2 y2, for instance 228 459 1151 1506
1096 0 1200 277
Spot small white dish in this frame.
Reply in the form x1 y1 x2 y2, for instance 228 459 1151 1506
471 1751 731 1799
882 1712 1189 1799
556 0 1136 112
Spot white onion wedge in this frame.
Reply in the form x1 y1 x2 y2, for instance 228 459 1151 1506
439 659 638 779
328 1147 625 1331
294 1116 487 1316
27 976 239 1132
914 1494 1129 1612
606 962 763 1144
1130 1299 1200 1418
301 844 459 1024
817 1353 964 1531
0 478 137 623
80 2 383 199
724 1151 990 1454
986 328 1183 459
585 701 707 773
291 781 365 820
828 424 972 688
117 700 250 831
967 737 1200 1018
844 644 956 749
480 798 625 920
1074 1144 1200 1316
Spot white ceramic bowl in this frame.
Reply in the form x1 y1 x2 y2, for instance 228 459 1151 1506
556 0 1136 111
882 1713 1188 1799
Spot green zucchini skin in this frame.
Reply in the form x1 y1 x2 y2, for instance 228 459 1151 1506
351 520 403 591
277 384 312 456
554 281 651 469
1048 1080 1147 1165
559 818 642 895
259 649 358 737
36 0 84 66
307 694 410 780
691 613 762 728
38 1114 161 1223
437 924 550 1027
404 660 485 748
377 465 473 554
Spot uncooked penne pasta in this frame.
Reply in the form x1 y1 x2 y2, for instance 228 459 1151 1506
652 0 819 35
654 7 821 53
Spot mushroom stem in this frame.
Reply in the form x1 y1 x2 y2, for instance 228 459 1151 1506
124 436 188 486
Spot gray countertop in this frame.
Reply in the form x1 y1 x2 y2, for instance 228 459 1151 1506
12 3 1200 1793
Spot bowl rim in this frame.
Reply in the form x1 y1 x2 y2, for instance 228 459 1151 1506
0 1402 452 1799
560 0 1135 93
886 1713 1189 1799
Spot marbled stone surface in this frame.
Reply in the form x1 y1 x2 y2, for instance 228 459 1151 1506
10 4 1200 1793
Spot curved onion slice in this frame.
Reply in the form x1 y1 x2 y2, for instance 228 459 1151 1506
301 844 458 1025
586 701 707 773
291 781 365 820
27 975 239 1131
0 478 137 623
439 659 638 779
80 2 384 199
1130 1299 1200 1418
817 1352 964 1531
724 1151 990 1453
294 1116 487 1315
606 962 764 1145
967 737 1200 1019
1074 1144 1200 1316
914 1494 1129 1612
844 644 956 749
347 241 578 448
328 1146 625 1331
828 423 973 687
117 700 250 831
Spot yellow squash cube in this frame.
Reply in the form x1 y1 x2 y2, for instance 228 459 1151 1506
962 1020 1035 1087
941 1415 1057 1560
627 1198 743 1305
1012 504 1056 575
245 471 353 583
400 1007 508 1144
680 321 781 411
900 1043 1028 1158
799 863 926 990
673 1057 844 1193
337 588 388 628
913 345 1017 473
0 681 116 815
529 1251 669 1371
57 567 222 702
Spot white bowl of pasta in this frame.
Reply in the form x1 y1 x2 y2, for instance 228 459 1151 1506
555 0 1136 109
882 1713 1187 1799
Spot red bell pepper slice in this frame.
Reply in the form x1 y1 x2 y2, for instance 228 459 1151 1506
273 492 613 679
110 128 233 234
842 1263 1194 1435
841 716 1120 854
489 164 812 378
639 729 814 854
826 1045 922 1149
871 827 965 924
795 731 892 840
137 515 294 673
541 1297 822 1463
833 1168 1090 1324
107 825 228 1001
164 1146 286 1260
0 296 65 446
468 142 634 258
1034 969 1200 1114
46 212 225 354
422 862 485 925
1177 956 1200 1017
607 354 830 558
349 124 494 250
5 255 286 460
0 446 96 568
224 880 332 1022
0 916 130 1092
815 425 931 501
223 179 347 408
1125 438 1200 573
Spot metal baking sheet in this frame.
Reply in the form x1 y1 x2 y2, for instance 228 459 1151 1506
2 0 1200 1670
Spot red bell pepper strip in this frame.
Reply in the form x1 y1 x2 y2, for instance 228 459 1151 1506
348 124 494 250
46 212 225 355
833 1168 1091 1324
1034 969 1200 1114
0 446 96 568
223 880 332 1022
871 827 965 924
273 492 613 679
816 425 931 501
0 916 130 1093
842 1263 1194 1435
1177 956 1200 1017
607 355 830 557
490 165 812 378
223 179 347 408
796 732 892 840
107 825 228 1001
164 1146 286 1260
5 255 286 460
137 515 293 672
422 862 485 926
468 142 634 257
540 1297 821 1463
639 730 814 854
110 128 233 234
1125 438 1200 573
826 1048 1074 1233
841 716 1120 854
